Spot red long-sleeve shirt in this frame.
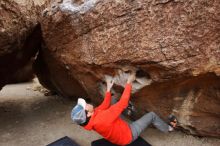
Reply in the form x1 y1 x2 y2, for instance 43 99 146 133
84 84 133 145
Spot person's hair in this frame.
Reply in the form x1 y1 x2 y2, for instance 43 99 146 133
79 110 91 126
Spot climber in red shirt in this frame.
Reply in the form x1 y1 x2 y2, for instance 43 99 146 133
71 71 177 145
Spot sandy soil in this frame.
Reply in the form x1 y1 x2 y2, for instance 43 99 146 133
0 79 219 146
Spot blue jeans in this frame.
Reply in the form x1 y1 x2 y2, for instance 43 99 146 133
129 112 169 142
110 97 169 142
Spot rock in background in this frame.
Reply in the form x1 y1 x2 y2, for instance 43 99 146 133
9 57 35 83
35 0 220 137
0 0 47 89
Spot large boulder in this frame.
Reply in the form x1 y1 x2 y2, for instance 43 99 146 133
9 58 35 83
35 0 220 137
0 0 47 89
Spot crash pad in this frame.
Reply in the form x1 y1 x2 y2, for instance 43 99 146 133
91 137 151 146
47 136 79 146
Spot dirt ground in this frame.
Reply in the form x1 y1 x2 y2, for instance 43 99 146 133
0 79 219 146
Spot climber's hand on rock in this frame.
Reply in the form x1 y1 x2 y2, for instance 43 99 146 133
127 71 136 84
105 75 114 92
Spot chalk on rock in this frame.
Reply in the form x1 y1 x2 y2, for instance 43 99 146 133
114 70 129 87
132 77 152 93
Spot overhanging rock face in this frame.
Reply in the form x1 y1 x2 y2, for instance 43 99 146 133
0 0 47 89
35 0 220 137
